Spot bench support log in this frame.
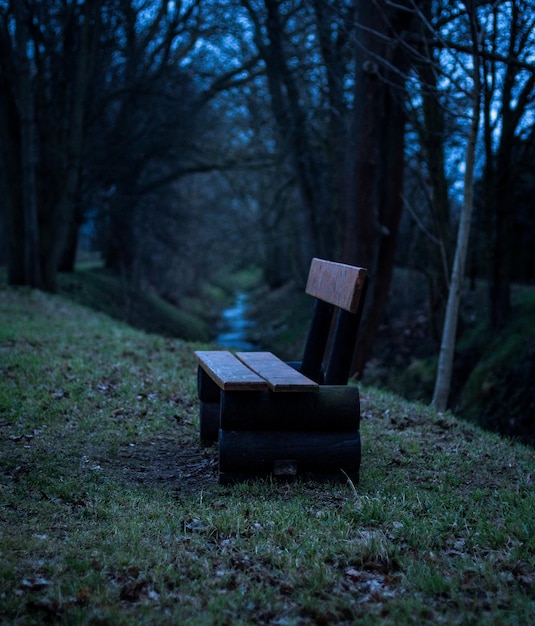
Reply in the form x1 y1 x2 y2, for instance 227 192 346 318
221 386 360 432
219 430 361 484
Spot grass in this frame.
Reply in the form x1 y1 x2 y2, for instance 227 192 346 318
1 286 535 624
457 287 535 437
57 266 212 342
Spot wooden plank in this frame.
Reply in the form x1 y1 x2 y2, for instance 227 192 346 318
236 351 319 392
194 350 268 391
305 258 367 313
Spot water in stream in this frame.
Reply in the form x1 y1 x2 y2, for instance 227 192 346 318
214 292 259 351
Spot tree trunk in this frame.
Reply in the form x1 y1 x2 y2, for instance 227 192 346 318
489 70 516 330
59 207 81 273
40 1 95 291
483 3 534 329
1 2 97 291
490 155 513 329
311 0 351 259
13 1 41 288
264 0 322 262
343 1 414 377
0 36 25 285
243 0 333 275
417 57 451 346
432 2 481 412
342 2 381 268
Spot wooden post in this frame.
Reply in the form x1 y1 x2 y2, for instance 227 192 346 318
300 299 333 381
199 402 220 445
197 365 221 403
324 309 359 385
325 275 368 384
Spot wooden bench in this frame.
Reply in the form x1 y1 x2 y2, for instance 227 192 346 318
195 257 368 484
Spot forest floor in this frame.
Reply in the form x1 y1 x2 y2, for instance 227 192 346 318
1 286 535 624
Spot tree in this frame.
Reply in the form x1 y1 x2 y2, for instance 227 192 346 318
432 0 481 411
92 0 263 292
0 0 103 291
478 0 535 329
404 2 454 346
0 0 39 287
12 0 41 287
240 0 357 281
343 0 419 376
0 0 262 293
408 0 535 410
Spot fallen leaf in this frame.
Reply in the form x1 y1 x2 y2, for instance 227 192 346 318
280 581 295 594
76 587 91 606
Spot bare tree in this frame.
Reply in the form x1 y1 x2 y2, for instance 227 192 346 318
94 0 263 292
0 1 41 287
479 0 535 329
432 0 481 411
240 0 358 281
12 0 41 287
0 0 102 290
0 0 262 292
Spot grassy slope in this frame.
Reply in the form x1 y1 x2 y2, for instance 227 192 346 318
1 287 534 625
57 267 213 343
457 286 535 442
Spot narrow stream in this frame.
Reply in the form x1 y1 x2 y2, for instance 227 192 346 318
214 292 259 351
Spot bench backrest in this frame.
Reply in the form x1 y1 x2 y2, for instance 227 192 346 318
300 258 368 385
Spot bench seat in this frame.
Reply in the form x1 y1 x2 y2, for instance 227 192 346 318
196 350 319 392
194 350 267 391
236 351 319 392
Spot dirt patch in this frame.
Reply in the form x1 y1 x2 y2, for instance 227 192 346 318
113 436 219 492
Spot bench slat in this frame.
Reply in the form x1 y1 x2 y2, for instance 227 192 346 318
236 351 319 392
195 350 268 391
305 258 366 313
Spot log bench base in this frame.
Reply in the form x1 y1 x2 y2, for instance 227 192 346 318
195 350 362 484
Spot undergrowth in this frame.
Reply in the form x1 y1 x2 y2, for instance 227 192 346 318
1 286 534 625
